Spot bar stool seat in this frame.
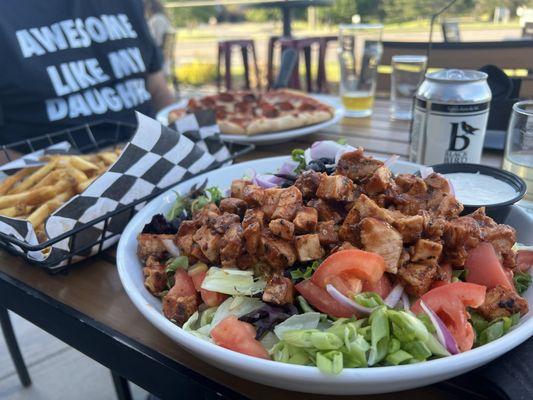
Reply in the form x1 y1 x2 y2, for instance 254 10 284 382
217 39 260 91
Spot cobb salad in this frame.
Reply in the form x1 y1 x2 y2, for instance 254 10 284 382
136 141 532 374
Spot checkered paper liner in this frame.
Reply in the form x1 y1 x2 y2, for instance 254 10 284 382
0 111 228 266
0 141 73 172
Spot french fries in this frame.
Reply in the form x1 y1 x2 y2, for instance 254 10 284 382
0 148 121 242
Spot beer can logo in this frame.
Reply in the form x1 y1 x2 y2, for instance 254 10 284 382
411 99 490 165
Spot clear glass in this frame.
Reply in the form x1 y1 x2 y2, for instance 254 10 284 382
390 55 427 120
338 24 383 118
503 100 533 205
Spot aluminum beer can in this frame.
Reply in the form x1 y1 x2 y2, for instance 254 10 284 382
410 69 492 164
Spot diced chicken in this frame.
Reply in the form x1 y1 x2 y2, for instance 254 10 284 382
262 188 284 219
398 263 437 297
424 173 451 194
236 253 257 270
143 260 167 295
193 225 221 263
307 198 344 224
242 208 265 229
478 285 529 320
230 179 252 199
352 194 401 224
137 233 175 261
443 216 482 267
295 234 324 262
331 241 357 253
193 203 220 226
336 148 383 182
243 221 261 255
212 212 241 233
271 186 302 220
435 195 463 219
410 239 442 265
220 223 244 268
219 197 247 217
422 212 446 241
262 276 294 305
293 206 318 233
393 215 424 243
260 231 297 269
363 166 393 195
294 170 321 199
242 184 266 206
269 219 295 240
316 174 356 202
359 217 403 273
162 292 198 326
317 221 339 245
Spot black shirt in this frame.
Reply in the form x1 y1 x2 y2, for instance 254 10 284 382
0 0 162 144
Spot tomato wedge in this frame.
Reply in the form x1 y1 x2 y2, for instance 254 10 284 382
465 242 514 291
362 274 392 299
311 249 385 297
170 269 197 297
295 279 355 318
412 282 486 352
188 269 228 307
211 316 269 359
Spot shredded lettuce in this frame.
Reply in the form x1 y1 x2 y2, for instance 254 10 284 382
209 296 263 332
201 267 266 296
514 271 532 294
475 313 520 346
274 312 321 339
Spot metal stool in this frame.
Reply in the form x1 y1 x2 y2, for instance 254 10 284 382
217 39 260 91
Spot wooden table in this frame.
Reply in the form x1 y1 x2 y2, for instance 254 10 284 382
0 99 510 400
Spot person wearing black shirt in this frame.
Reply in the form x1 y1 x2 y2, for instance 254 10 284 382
0 0 175 144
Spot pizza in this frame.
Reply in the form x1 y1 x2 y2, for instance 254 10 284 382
167 89 335 136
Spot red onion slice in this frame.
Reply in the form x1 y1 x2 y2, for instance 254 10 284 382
161 238 181 257
310 140 344 161
401 292 410 311
383 154 400 168
326 284 373 315
419 166 434 179
420 300 460 355
384 283 404 308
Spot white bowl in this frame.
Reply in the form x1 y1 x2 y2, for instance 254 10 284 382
117 157 533 395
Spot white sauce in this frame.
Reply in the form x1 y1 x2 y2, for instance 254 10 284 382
445 172 518 205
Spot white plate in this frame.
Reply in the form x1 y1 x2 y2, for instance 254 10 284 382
156 95 345 145
117 157 533 395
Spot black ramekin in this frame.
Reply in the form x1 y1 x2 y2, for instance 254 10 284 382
430 163 527 223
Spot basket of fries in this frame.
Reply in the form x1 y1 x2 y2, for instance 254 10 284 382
0 115 252 273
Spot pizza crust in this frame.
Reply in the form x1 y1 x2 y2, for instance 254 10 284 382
218 120 247 135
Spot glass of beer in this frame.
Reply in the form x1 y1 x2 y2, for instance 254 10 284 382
503 100 533 206
338 24 383 118
390 55 427 120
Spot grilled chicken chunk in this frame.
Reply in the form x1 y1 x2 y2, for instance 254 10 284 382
307 198 344 223
230 179 252 199
220 223 244 268
162 271 199 326
478 285 529 320
336 148 383 182
294 170 321 199
317 221 339 245
219 197 247 217
363 166 394 195
295 234 324 262
316 174 356 202
393 215 424 244
359 217 402 273
410 239 442 265
143 257 167 295
212 212 241 234
137 233 175 261
243 184 266 206
262 276 294 305
352 194 401 225
271 186 302 220
269 219 295 240
398 262 437 297
261 231 297 269
193 225 221 264
293 206 318 233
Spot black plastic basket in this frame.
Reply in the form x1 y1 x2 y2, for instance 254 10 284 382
0 121 253 273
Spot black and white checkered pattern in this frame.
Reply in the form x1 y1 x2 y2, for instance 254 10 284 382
0 142 72 172
0 112 228 265
169 109 231 163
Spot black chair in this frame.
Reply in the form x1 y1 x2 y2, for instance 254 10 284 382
441 21 461 42
1 306 133 400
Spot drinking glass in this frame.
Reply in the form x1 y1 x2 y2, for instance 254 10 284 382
338 24 383 118
503 100 533 204
390 55 427 120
